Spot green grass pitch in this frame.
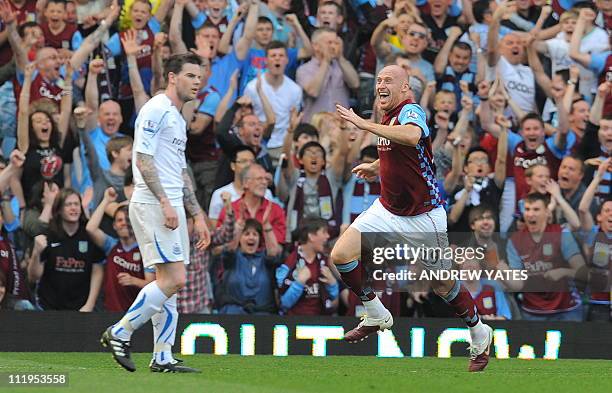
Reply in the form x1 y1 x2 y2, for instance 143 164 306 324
1 353 611 393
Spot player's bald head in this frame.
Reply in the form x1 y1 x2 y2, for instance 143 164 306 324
378 65 410 83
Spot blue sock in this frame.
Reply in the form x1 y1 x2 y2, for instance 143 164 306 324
152 294 178 365
112 281 168 341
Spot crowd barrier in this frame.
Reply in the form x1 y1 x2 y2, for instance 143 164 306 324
1 311 610 359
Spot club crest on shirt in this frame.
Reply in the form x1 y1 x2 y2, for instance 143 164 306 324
79 241 88 253
133 252 141 261
543 244 553 256
483 296 494 309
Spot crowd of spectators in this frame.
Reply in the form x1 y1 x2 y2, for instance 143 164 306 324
0 0 610 322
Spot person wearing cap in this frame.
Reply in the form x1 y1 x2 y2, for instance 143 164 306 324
296 28 359 122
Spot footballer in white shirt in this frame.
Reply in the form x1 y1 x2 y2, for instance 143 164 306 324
101 53 211 374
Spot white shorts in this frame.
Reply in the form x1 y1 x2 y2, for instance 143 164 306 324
351 199 451 270
129 202 190 269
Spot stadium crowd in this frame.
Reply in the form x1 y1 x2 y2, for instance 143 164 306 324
0 0 610 322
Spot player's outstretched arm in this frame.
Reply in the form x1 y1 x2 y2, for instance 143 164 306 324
336 104 423 147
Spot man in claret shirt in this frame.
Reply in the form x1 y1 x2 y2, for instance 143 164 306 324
503 192 586 321
334 65 493 372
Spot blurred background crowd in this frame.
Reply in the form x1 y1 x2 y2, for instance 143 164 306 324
0 0 610 321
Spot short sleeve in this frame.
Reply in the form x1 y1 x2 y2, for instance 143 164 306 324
208 190 223 220
545 132 576 160
191 11 206 30
133 105 169 155
198 90 221 116
507 131 522 153
506 240 524 269
560 229 581 262
71 30 83 51
588 52 611 74
102 235 119 256
105 32 122 57
397 104 429 138
148 18 161 34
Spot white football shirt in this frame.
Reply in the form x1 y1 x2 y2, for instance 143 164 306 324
132 94 187 206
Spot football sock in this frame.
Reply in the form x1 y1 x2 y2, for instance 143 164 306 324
152 294 178 365
112 281 168 341
440 280 487 342
336 260 387 319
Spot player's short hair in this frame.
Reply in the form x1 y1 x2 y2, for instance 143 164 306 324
452 41 472 54
265 40 287 56
257 16 273 26
163 53 202 79
360 145 378 161
231 145 256 162
298 141 326 161
464 147 490 166
298 217 328 244
520 112 544 129
468 205 496 226
603 113 612 122
524 163 549 178
106 135 134 163
311 27 337 44
293 123 319 142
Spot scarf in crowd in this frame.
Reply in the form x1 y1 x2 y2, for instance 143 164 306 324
291 169 338 236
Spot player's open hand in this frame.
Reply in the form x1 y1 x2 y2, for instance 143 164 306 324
193 213 211 250
161 200 179 230
352 161 379 182
336 104 368 131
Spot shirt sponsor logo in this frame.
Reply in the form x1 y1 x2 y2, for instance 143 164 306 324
51 243 60 248
143 120 159 134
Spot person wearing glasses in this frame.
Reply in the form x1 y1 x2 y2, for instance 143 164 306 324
209 145 274 227
216 164 286 247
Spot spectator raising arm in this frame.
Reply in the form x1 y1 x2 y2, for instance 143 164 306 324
57 63 74 148
0 1 27 71
563 65 580 114
569 8 595 69
486 0 510 67
552 84 570 152
0 151 26 190
434 26 463 76
151 32 167 94
121 29 150 112
335 36 359 90
370 17 394 61
526 34 552 98
545 179 580 230
84 59 104 131
578 158 611 232
494 116 509 189
255 71 276 137
590 82 611 126
16 62 35 153
219 0 252 58
214 70 239 124
302 47 331 98
169 0 188 54
86 187 117 250
69 1 120 71
285 13 313 60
